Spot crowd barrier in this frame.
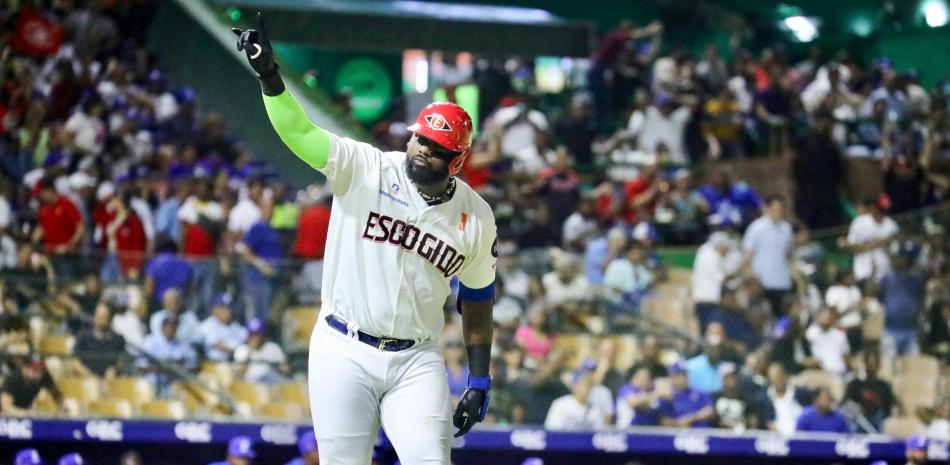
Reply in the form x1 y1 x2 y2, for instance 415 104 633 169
1 417 947 465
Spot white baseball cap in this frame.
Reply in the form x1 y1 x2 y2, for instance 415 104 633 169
96 181 116 201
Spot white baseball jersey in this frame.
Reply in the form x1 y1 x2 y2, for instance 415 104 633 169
317 133 497 341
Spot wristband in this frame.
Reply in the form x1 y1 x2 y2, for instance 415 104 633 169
466 374 491 391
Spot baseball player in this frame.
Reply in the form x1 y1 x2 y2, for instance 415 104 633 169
209 436 256 465
234 13 497 465
56 454 83 465
14 449 43 465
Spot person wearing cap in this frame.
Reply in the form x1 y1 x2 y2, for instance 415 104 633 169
234 318 289 384
616 365 663 427
905 434 929 465
148 288 202 345
285 431 319 465
209 436 256 465
236 13 497 465
692 231 735 334
14 448 43 465
139 314 198 394
843 196 899 283
658 361 715 428
1 355 63 416
56 453 82 465
544 359 614 430
32 176 84 277
200 294 248 362
795 386 850 433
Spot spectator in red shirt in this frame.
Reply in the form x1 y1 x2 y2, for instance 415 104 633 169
100 194 147 283
294 186 331 304
624 161 663 223
32 177 84 277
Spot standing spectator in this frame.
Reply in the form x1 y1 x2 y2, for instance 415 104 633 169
178 179 224 314
844 351 895 431
701 88 745 159
844 198 898 283
63 95 107 156
100 194 147 282
696 45 728 93
623 161 662 224
148 289 201 346
765 362 811 435
795 387 850 433
294 186 331 304
555 94 597 171
804 309 851 375
138 316 197 394
154 176 191 241
532 147 581 241
658 362 715 428
0 356 62 416
628 92 692 164
227 176 264 237
234 319 289 384
199 295 248 362
792 110 845 230
825 270 865 351
878 247 926 358
692 232 733 334
32 177 84 277
754 66 796 156
143 236 192 309
485 99 549 170
584 227 627 287
72 302 126 378
742 197 794 316
616 366 663 427
237 198 282 322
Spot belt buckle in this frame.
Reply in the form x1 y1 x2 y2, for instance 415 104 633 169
377 338 395 350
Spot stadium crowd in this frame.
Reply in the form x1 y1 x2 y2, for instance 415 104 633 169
0 0 947 446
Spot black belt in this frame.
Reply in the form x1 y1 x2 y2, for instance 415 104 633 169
325 314 416 352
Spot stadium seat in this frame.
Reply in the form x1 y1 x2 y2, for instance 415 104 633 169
39 335 74 356
88 399 133 419
862 310 884 343
58 376 101 405
201 362 235 388
896 355 939 381
894 376 938 415
283 306 319 351
172 381 221 413
554 334 593 369
140 400 188 420
881 415 925 437
273 382 309 406
105 377 155 407
260 402 306 421
792 369 845 401
230 381 271 408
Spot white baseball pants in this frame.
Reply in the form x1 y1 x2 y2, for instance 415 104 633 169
308 315 452 465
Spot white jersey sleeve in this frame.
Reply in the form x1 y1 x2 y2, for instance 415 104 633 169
456 202 497 291
321 133 382 197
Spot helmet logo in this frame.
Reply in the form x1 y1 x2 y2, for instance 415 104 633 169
424 113 452 132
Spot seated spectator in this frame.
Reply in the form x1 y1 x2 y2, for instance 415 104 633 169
584 227 627 287
444 339 469 403
521 349 571 425
659 361 715 428
592 338 625 396
111 297 147 348
795 387 850 433
654 169 705 245
72 302 126 378
143 236 192 310
541 252 592 316
923 398 949 439
200 294 248 362
0 356 62 416
824 269 865 350
767 316 808 375
139 316 198 393
804 308 851 375
628 334 668 378
686 340 727 394
515 307 554 363
234 319 289 385
616 366 663 427
878 248 926 359
696 170 762 229
843 351 894 431
148 289 201 345
544 360 613 430
2 243 54 311
604 242 654 303
561 196 599 253
766 362 810 435
714 365 756 431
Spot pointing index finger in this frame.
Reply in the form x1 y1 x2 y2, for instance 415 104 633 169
257 11 268 40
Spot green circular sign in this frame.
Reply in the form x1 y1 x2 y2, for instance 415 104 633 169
334 58 392 123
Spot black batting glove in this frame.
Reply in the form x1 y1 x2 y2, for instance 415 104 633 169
232 12 284 95
453 375 491 437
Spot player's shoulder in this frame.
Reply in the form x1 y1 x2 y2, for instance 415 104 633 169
452 177 494 220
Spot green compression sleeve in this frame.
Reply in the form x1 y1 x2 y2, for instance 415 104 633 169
263 90 331 170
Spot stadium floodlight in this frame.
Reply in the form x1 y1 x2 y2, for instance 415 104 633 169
922 0 949 27
783 15 819 42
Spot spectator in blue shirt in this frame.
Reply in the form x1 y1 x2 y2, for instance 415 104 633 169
148 289 202 345
237 198 283 322
659 362 715 428
878 249 926 359
584 227 627 286
616 366 663 427
742 197 794 317
138 315 197 394
795 387 850 433
199 294 248 362
208 436 255 465
686 340 726 394
143 236 192 310
284 431 319 465
154 176 190 242
696 170 762 228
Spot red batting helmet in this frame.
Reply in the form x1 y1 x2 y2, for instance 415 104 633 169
407 102 473 175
